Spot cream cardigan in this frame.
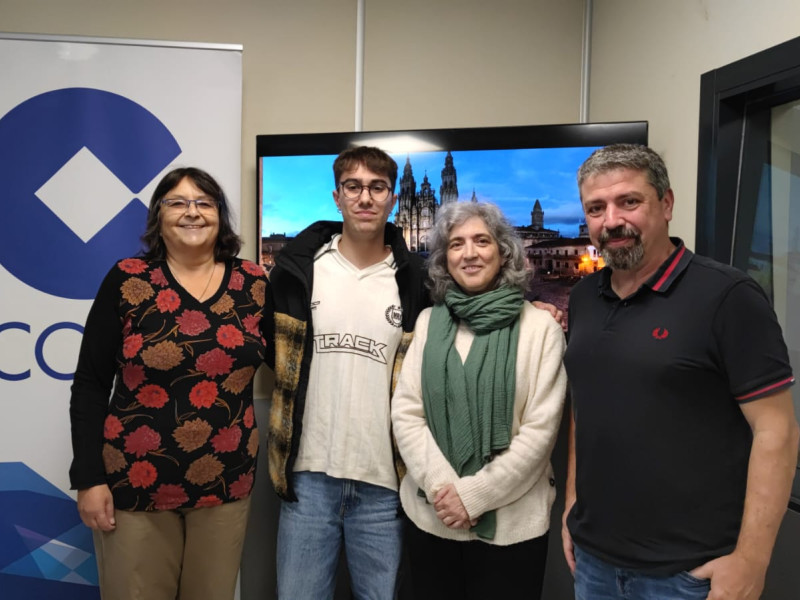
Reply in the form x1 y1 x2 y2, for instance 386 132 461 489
391 302 567 545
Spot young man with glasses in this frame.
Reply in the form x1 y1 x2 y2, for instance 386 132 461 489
264 146 430 599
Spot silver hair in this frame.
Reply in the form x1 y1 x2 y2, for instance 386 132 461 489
427 201 529 303
577 144 671 199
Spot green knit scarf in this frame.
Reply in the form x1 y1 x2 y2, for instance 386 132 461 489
421 285 523 539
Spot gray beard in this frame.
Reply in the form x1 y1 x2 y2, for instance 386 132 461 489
602 240 645 270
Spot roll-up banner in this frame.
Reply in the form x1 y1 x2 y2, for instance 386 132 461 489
0 33 243 599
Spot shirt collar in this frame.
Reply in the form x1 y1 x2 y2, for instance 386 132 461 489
314 233 340 260
647 238 691 292
315 233 396 269
598 237 692 297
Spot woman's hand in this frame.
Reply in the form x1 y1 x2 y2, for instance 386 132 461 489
434 483 477 529
77 484 116 531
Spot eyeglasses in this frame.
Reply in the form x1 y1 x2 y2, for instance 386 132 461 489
161 196 219 212
339 179 392 201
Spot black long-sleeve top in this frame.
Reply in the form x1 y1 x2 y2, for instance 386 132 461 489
69 257 267 511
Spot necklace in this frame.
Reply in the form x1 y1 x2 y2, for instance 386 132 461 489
168 259 217 301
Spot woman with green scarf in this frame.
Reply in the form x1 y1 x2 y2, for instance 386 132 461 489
392 201 567 599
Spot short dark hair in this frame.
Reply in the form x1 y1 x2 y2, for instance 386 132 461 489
141 167 242 261
333 146 398 190
427 201 529 302
577 144 671 199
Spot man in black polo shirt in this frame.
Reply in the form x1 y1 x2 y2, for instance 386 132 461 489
561 144 799 600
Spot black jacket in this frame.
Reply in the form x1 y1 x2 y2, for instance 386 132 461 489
264 221 430 500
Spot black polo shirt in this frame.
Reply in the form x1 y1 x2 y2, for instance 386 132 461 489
564 239 795 574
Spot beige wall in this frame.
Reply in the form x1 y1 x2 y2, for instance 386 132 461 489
0 0 585 258
589 0 800 245
363 0 584 129
4 0 798 257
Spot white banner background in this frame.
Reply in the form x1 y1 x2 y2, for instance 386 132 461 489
0 34 242 598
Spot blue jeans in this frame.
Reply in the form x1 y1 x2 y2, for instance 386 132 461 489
574 544 711 600
276 471 403 600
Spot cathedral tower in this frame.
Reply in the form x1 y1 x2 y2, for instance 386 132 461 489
531 199 544 230
439 151 459 204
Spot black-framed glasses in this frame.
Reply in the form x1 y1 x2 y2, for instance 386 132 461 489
160 196 219 211
339 179 392 201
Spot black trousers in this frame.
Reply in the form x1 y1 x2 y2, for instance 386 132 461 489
403 518 549 600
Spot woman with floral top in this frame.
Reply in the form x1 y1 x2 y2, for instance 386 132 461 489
69 167 267 600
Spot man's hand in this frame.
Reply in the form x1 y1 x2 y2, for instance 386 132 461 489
433 483 475 529
77 484 116 531
691 389 798 599
562 497 577 574
532 300 566 330
690 552 765 600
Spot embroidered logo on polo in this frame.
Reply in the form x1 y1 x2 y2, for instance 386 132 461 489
652 327 669 340
0 87 181 299
385 305 403 327
313 333 389 364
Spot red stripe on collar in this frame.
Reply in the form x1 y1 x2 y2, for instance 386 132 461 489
651 245 686 292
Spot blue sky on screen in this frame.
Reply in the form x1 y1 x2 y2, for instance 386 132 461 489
261 146 598 238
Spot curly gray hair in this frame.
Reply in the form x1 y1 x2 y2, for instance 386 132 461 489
427 201 529 303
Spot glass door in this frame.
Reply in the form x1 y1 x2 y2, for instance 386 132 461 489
732 97 800 501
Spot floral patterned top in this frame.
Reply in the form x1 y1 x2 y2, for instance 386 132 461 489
69 257 267 511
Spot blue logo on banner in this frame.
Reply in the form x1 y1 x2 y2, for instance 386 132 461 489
0 462 99 599
0 88 181 299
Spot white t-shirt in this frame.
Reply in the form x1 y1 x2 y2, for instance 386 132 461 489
294 235 404 491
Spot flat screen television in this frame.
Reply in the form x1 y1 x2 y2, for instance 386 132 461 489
256 122 648 318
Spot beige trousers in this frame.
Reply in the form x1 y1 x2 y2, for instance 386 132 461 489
92 497 251 600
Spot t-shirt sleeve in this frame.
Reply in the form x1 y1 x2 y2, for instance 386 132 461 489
714 278 795 402
68 266 124 489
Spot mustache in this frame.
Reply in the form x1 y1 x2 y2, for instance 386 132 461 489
598 226 640 244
